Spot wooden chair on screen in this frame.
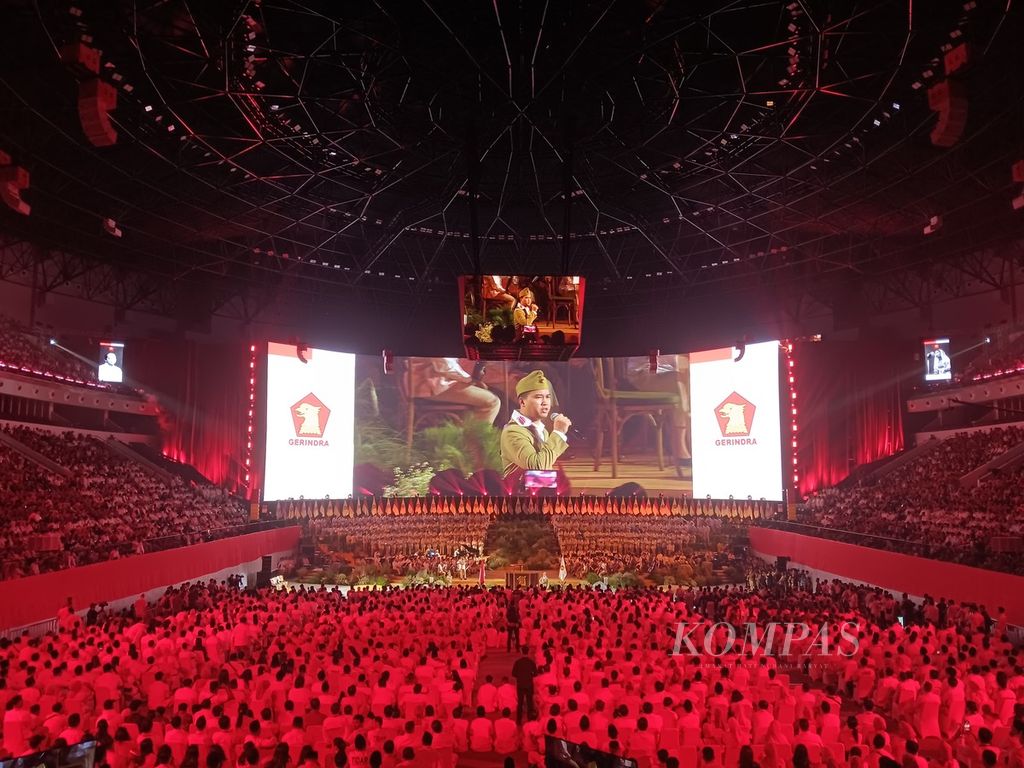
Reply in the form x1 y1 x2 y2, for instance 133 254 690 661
591 357 679 478
481 275 515 318
543 276 578 326
400 359 473 462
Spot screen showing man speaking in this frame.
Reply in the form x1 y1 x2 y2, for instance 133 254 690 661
690 340 783 501
263 342 355 501
923 337 952 382
97 342 125 383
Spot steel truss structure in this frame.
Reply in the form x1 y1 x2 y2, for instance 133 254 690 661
0 0 1021 326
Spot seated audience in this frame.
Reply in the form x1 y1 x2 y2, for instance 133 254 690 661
800 428 1024 573
0 570 1021 768
0 427 247 579
0 314 97 384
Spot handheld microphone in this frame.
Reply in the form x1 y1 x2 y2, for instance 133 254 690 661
550 412 584 439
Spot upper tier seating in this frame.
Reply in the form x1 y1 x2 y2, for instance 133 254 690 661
0 427 247 579
0 315 98 385
802 428 1024 572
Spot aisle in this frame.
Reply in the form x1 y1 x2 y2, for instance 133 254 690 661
457 649 529 768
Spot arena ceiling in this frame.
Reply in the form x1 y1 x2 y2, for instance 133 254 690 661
0 0 1022 327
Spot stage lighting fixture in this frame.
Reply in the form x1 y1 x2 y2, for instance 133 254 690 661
102 217 122 237
1013 193 1024 211
49 338 56 345
0 151 30 216
923 215 943 235
296 343 309 364
734 343 746 362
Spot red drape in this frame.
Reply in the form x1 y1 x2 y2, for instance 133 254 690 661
132 339 258 497
796 341 906 497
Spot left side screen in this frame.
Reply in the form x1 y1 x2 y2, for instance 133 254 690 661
263 342 355 501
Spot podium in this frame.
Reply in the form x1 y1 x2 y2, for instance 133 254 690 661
505 569 544 589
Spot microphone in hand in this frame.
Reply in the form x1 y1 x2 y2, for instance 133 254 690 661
551 412 573 435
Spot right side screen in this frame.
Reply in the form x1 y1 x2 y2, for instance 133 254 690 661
690 340 783 501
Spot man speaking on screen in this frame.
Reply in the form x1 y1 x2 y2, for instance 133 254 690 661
501 370 571 480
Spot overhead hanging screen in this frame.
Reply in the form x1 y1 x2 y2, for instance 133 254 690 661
690 340 784 501
460 275 584 360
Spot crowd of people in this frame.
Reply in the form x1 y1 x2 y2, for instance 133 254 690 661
0 315 97 384
0 427 249 579
551 514 743 580
801 428 1024 572
7 420 1024 584
0 572 1021 768
301 509 757 585
307 514 491 561
300 514 494 582
963 334 1024 382
552 515 738 557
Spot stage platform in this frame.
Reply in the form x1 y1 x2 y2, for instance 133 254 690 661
560 450 693 496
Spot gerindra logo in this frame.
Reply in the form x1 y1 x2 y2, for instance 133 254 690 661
715 391 756 445
672 622 860 658
290 393 331 445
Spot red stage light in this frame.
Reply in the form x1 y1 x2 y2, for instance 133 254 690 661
928 79 967 148
78 78 118 147
60 42 101 75
0 152 30 216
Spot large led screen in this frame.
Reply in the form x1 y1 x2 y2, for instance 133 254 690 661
690 340 783 501
923 337 952 382
264 342 355 501
97 341 125 383
351 355 690 497
460 275 585 360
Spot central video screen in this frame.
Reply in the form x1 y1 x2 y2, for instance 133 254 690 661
352 354 690 497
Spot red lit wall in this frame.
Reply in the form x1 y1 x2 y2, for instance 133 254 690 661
0 527 300 630
749 527 1024 625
